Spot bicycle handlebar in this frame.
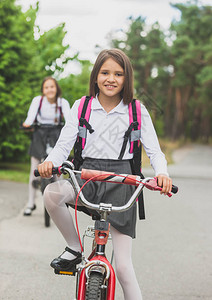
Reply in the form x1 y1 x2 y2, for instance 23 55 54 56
34 167 62 177
20 122 64 130
34 161 178 213
80 168 178 194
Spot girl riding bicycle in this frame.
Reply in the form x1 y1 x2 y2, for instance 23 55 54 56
22 76 70 216
38 49 172 300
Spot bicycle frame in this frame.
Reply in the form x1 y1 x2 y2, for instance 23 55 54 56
58 166 155 300
77 221 116 300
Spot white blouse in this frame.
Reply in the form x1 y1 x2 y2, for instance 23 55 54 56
46 96 168 176
24 96 71 125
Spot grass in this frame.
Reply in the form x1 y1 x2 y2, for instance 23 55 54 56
0 139 180 183
0 162 30 183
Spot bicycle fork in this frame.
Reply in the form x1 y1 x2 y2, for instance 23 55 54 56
77 220 116 300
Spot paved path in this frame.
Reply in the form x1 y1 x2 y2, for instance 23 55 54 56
0 144 212 299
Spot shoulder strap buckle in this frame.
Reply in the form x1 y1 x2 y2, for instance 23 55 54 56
79 117 94 134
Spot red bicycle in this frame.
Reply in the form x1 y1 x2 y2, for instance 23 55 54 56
35 161 178 299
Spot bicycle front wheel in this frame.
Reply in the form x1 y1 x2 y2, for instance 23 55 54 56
85 271 106 300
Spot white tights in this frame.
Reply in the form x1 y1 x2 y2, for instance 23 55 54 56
26 156 60 209
27 156 40 208
43 180 142 300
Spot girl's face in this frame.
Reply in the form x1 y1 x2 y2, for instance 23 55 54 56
97 58 125 101
43 79 57 101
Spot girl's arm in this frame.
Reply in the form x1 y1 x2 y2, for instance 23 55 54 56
140 104 172 194
23 96 41 125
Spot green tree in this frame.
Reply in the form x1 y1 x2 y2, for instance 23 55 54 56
0 0 74 161
59 59 92 107
0 0 35 161
168 1 212 140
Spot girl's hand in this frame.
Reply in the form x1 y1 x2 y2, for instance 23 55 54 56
156 174 172 195
22 122 31 127
38 161 54 178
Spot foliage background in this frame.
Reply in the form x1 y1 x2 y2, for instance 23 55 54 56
0 0 211 163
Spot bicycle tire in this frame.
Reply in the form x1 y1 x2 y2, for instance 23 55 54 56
44 207 50 227
41 178 52 227
85 271 106 300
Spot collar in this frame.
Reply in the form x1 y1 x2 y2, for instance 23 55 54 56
43 96 58 105
92 96 127 114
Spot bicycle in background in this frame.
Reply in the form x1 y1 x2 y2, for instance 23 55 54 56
21 123 64 227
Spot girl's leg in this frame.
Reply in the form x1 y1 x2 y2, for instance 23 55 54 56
26 156 40 209
110 226 143 300
43 180 81 259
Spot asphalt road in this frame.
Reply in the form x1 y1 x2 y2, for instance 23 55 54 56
0 144 212 300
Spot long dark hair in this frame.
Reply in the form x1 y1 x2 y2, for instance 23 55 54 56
89 49 134 104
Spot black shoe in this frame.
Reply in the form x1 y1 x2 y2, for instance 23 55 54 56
23 204 36 216
50 247 82 272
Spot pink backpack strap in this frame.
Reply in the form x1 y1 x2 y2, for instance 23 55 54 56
118 99 141 160
78 96 86 119
129 99 141 153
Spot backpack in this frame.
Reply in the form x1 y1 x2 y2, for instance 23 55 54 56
34 96 64 124
72 96 145 220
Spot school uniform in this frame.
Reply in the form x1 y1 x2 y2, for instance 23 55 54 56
24 96 70 160
46 96 168 238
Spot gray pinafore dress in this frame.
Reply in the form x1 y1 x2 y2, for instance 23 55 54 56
29 127 62 160
29 97 63 160
75 157 137 238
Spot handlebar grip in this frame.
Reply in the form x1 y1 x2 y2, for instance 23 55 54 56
34 169 40 177
34 167 62 177
171 185 178 194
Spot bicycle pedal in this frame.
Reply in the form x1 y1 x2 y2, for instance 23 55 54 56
54 268 76 276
